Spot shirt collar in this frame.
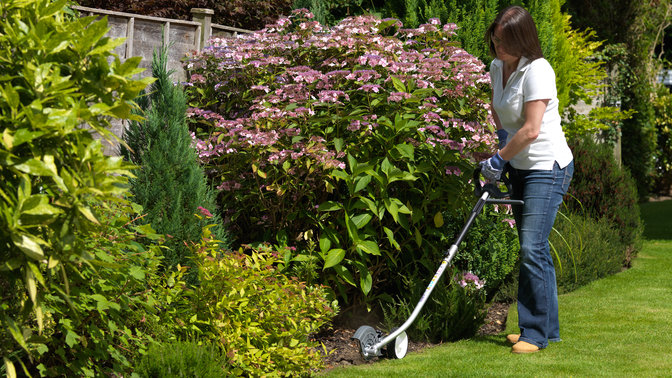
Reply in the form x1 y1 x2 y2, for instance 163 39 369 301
493 56 531 72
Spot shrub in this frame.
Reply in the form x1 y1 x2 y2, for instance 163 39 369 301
441 204 519 297
185 10 495 301
380 269 487 343
176 226 338 377
0 0 153 374
652 84 672 196
135 340 225 378
121 42 227 282
550 210 628 293
566 136 643 260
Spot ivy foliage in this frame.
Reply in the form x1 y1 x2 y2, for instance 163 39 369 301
0 0 155 374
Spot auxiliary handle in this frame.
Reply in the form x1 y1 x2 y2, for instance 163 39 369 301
473 166 524 206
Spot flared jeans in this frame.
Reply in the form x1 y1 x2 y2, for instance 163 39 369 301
509 160 574 349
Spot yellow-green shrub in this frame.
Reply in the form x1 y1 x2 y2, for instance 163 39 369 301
181 227 338 376
0 0 152 375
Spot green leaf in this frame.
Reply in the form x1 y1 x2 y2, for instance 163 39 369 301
319 234 331 253
351 213 373 229
395 143 415 160
333 265 356 286
11 233 44 260
359 268 373 295
434 212 444 227
354 175 372 193
3 357 16 378
21 194 62 217
77 205 99 224
25 268 37 304
333 137 344 151
330 169 349 180
391 76 406 93
357 240 380 256
129 266 145 280
14 158 56 176
384 198 399 223
345 212 360 243
91 294 110 311
1 83 20 111
347 153 357 173
381 157 393 177
5 317 27 352
323 249 345 269
65 330 79 348
383 226 401 251
317 201 342 212
13 129 46 148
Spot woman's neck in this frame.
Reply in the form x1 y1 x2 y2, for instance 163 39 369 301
503 57 520 72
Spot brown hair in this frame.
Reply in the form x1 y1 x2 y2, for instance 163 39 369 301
486 6 543 60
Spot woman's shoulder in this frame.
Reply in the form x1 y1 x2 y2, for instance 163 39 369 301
523 58 555 80
528 58 553 72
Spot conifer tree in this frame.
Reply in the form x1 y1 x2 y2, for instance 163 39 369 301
121 42 227 280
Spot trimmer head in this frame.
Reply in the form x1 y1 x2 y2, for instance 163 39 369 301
352 326 408 360
352 325 382 360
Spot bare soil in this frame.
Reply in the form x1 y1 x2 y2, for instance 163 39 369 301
315 302 510 371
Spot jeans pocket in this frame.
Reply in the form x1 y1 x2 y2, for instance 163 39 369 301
561 161 574 193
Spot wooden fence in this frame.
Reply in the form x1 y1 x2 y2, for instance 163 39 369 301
71 6 251 154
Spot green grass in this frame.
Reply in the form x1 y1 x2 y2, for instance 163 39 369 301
325 200 672 377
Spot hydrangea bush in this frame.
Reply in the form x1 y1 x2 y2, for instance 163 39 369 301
184 9 496 301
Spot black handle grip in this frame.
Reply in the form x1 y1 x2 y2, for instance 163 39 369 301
473 165 523 205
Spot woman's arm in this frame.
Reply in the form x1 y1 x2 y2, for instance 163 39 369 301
498 99 548 161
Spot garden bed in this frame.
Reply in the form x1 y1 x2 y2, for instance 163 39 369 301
317 302 509 371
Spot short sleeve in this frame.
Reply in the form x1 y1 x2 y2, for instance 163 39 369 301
523 59 556 102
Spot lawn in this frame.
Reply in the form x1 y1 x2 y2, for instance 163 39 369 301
324 200 672 377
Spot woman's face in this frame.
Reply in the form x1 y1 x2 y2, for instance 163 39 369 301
491 26 519 63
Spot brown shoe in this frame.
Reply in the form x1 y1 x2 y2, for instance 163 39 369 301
506 334 520 344
511 341 540 354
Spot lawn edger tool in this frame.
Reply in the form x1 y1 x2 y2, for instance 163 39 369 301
352 167 524 360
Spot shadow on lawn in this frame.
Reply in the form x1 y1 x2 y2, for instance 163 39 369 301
639 198 672 241
472 334 510 347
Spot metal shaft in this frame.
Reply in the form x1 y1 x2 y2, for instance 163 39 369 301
366 191 490 356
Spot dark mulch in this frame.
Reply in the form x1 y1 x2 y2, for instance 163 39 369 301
315 302 510 371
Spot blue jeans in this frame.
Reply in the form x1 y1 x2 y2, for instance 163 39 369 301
509 160 574 349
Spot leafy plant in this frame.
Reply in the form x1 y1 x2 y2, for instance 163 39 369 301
380 269 487 343
135 340 225 378
0 0 153 374
185 11 496 302
440 205 519 297
565 136 643 262
550 210 628 293
178 225 338 377
652 84 672 196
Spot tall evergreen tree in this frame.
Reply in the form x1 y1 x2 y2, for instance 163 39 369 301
121 42 227 280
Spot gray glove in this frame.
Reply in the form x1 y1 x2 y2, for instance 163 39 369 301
479 152 507 181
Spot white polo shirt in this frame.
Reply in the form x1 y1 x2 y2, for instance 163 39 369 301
490 57 573 170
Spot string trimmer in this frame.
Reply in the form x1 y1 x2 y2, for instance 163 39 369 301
352 167 523 360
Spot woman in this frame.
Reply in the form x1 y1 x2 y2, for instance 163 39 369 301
479 6 574 354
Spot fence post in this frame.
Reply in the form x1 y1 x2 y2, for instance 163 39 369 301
191 8 214 48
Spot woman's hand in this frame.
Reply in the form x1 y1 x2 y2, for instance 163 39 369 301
480 152 507 181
